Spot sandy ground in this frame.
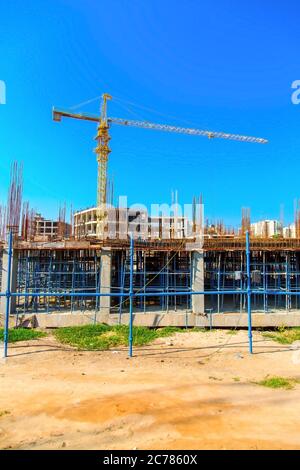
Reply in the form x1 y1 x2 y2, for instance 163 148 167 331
1 329 300 450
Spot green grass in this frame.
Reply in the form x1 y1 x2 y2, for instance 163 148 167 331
256 376 300 390
154 326 186 337
54 324 156 350
226 329 238 335
53 324 211 350
0 328 46 343
262 327 300 345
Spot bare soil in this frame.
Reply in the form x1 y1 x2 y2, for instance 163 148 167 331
1 329 300 450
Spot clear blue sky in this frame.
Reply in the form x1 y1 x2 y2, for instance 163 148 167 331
1 0 300 227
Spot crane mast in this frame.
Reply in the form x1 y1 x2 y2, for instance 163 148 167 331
52 93 268 237
94 93 112 208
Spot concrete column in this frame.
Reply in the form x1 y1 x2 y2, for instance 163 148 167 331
191 250 204 314
0 247 18 315
99 247 112 314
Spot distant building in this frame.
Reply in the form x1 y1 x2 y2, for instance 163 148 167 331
32 213 71 240
283 223 296 238
251 220 282 238
73 207 190 239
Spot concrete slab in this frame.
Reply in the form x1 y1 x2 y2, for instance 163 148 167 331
3 310 300 328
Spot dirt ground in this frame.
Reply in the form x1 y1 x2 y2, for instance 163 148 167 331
1 329 300 450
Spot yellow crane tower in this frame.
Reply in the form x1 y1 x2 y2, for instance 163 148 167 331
94 93 112 208
53 93 268 236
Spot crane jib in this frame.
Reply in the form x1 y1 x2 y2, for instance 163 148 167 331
52 107 268 144
108 117 268 144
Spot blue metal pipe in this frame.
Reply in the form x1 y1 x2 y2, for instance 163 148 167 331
3 230 13 358
9 289 300 298
129 234 134 357
251 290 300 296
246 231 253 354
9 289 245 298
10 292 129 297
133 290 244 297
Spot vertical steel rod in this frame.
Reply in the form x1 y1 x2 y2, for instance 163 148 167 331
3 229 13 358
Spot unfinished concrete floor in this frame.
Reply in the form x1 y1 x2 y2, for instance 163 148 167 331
1 330 300 450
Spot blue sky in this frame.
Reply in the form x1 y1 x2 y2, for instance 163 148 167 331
1 0 300 227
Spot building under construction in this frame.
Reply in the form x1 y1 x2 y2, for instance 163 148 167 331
1 95 300 328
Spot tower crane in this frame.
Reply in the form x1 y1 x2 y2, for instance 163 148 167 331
53 93 268 235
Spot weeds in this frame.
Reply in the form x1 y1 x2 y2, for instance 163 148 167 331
263 327 300 345
53 324 213 350
0 328 46 343
54 324 157 350
256 376 300 390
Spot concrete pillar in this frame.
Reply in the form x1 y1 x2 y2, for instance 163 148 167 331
191 250 204 314
99 247 112 314
0 247 18 315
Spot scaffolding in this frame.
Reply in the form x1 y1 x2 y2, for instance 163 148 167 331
14 248 192 315
205 249 300 313
111 250 191 317
4 231 300 358
16 251 101 314
10 242 300 316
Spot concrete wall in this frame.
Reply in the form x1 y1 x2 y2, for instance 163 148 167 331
191 250 204 314
9 311 300 329
99 247 112 314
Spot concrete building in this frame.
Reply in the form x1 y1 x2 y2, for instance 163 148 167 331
74 206 191 240
251 219 282 238
283 223 296 238
2 207 300 327
32 213 71 240
3 232 300 327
